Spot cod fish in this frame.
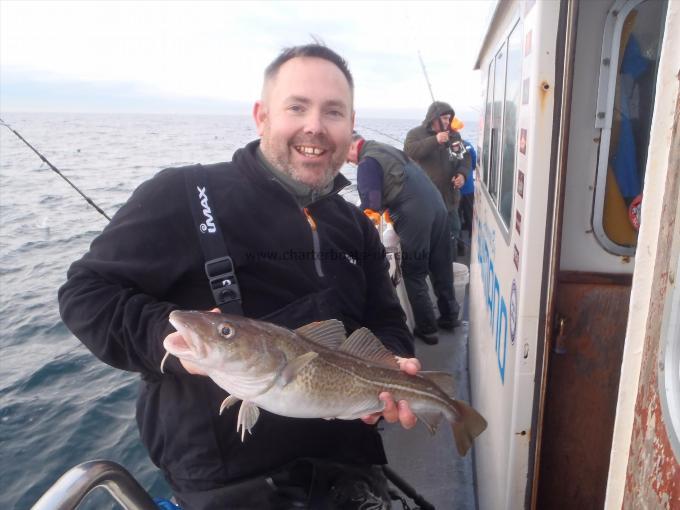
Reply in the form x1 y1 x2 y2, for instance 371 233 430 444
164 311 487 455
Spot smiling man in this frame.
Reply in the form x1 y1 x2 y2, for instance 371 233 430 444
255 53 353 191
59 44 420 509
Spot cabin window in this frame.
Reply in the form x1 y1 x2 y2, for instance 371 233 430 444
499 23 522 225
593 0 666 255
482 62 494 185
480 20 522 230
489 44 507 203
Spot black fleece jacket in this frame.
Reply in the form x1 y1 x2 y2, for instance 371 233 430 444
58 140 413 492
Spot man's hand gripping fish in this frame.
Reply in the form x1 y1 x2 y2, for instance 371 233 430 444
163 311 487 455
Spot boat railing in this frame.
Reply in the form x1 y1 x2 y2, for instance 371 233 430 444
31 460 158 510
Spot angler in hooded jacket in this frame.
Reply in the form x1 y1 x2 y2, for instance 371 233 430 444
404 101 469 254
58 44 417 510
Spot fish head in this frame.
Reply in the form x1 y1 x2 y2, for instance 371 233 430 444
166 310 279 371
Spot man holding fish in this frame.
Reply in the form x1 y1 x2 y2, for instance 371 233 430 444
59 43 485 509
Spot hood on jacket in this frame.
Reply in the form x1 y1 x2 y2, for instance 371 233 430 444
422 101 455 129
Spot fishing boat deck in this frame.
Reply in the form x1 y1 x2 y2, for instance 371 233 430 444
381 315 476 509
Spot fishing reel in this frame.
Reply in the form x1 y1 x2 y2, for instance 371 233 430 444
447 139 467 161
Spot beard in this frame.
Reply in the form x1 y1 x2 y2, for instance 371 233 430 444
260 130 349 191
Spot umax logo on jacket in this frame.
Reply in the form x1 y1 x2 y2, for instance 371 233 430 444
197 186 216 234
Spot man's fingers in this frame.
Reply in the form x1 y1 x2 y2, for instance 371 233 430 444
396 356 422 374
398 400 417 429
379 392 399 423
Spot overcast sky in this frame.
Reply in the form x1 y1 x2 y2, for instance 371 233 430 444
1 0 494 119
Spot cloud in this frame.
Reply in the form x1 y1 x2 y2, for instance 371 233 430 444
0 0 493 115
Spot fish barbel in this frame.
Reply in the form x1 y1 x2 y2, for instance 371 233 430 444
164 310 487 455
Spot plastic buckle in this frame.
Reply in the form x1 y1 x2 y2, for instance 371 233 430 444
204 256 241 306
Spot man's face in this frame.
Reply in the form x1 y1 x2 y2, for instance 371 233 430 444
254 57 355 190
432 114 451 132
346 140 360 164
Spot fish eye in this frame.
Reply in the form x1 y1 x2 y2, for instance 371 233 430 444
219 323 235 339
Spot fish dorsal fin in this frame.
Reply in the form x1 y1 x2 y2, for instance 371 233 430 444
339 328 400 369
419 371 456 396
295 320 347 349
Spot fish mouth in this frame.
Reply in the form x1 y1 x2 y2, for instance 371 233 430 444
167 310 209 359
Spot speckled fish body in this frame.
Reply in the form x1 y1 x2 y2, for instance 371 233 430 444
164 310 487 455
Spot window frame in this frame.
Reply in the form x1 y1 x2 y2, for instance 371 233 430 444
479 18 522 240
592 0 665 255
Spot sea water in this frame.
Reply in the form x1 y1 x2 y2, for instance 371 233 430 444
0 112 477 508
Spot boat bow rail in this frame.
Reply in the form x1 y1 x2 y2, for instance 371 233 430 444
32 460 158 510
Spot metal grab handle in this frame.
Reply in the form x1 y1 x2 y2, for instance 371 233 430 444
32 460 158 510
553 316 568 354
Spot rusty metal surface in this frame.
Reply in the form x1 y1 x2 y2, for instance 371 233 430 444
536 280 630 509
622 81 680 510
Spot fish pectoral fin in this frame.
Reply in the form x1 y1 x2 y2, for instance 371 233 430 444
219 395 241 415
419 371 456 397
278 351 319 387
414 411 444 435
295 320 347 349
339 328 400 369
236 400 260 442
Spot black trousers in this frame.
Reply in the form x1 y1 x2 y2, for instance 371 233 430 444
389 163 459 333
173 459 392 510
459 193 474 234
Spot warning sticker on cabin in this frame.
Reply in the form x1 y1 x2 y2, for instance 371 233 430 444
517 170 525 198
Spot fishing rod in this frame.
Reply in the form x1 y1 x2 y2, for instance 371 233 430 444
354 124 404 145
0 117 111 221
417 50 436 103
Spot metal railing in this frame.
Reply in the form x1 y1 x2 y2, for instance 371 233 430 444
32 460 158 510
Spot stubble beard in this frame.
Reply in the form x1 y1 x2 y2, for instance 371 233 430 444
260 130 348 191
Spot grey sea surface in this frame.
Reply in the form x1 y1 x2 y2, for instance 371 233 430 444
0 112 478 509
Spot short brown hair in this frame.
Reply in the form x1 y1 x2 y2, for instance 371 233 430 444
264 44 354 93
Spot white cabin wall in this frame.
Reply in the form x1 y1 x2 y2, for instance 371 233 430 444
469 3 524 509
503 0 561 505
469 0 560 508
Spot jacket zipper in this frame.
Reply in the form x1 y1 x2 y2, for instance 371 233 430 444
303 207 324 278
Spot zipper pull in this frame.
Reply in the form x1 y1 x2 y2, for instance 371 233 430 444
303 207 317 230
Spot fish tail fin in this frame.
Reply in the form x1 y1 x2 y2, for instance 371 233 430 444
449 401 488 456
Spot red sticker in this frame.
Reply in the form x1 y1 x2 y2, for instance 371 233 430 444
629 194 642 231
515 210 522 235
513 245 520 270
519 129 527 155
517 170 525 198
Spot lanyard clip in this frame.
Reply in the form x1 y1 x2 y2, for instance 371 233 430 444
204 256 241 306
